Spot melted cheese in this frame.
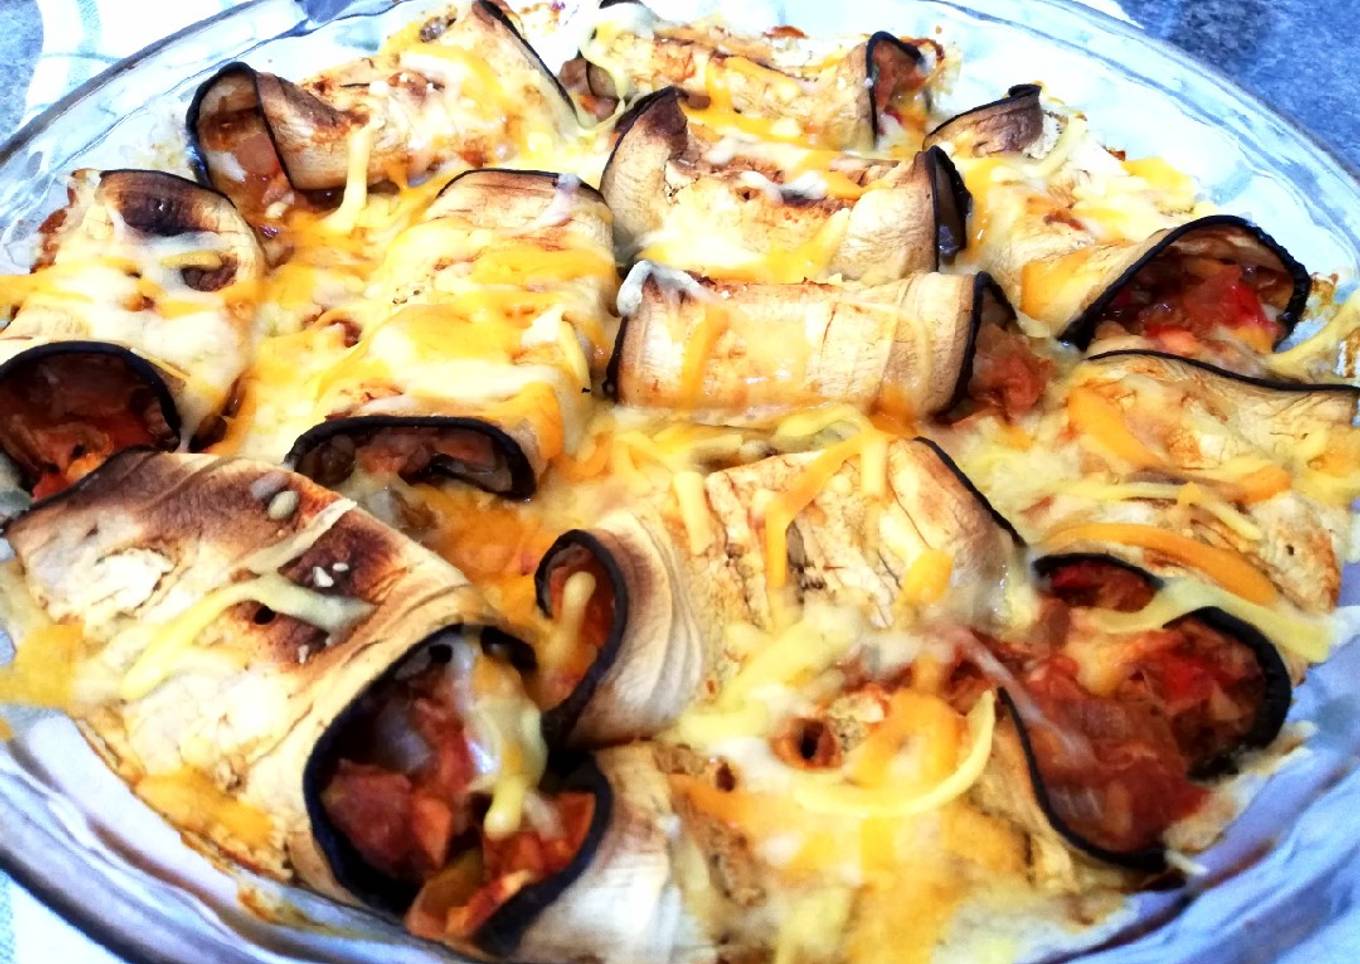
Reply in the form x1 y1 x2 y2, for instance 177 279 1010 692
538 570 596 684
1043 522 1278 605
120 573 372 701
1086 577 1331 662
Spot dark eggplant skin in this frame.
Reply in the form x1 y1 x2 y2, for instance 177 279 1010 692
1007 552 1294 871
0 343 181 493
532 530 633 746
284 415 537 501
922 145 972 267
1086 348 1360 399
301 626 611 959
911 436 1025 545
944 271 1014 412
925 83 1043 155
1058 214 1312 350
434 167 609 206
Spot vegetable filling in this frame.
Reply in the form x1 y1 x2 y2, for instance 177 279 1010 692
0 352 174 498
320 639 594 941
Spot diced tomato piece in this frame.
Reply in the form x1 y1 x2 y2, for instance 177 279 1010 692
321 761 421 880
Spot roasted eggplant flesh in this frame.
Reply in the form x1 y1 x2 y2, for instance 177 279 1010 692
534 539 618 710
313 634 594 940
1004 557 1287 861
289 420 530 499
925 84 1043 155
0 348 178 498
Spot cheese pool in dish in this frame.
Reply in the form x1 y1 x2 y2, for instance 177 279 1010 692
1 2 1358 962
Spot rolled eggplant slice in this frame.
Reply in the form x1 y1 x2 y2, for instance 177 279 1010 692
984 554 1290 871
2 451 691 961
379 168 620 377
600 87 969 282
1050 215 1311 356
0 169 264 497
609 266 1013 421
534 437 1023 746
568 1 932 150
275 169 619 499
924 84 1044 156
1055 350 1359 612
188 1 580 217
286 416 537 501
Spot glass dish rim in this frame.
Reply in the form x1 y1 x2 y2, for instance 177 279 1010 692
0 1 1357 961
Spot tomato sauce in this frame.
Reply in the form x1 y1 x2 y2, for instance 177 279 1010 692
964 322 1053 420
321 657 594 941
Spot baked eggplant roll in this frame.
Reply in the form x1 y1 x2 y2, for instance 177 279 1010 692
930 88 1309 369
284 169 620 500
609 265 1014 422
600 87 969 282
0 450 700 962
565 0 934 150
1043 350 1360 614
188 1 580 217
0 169 263 498
976 554 1291 874
534 436 1023 745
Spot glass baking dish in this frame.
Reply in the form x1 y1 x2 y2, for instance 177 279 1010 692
1 1 1358 961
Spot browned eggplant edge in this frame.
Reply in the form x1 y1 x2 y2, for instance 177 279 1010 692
284 415 537 501
532 529 632 745
1058 215 1311 350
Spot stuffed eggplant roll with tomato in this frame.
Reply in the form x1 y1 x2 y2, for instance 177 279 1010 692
283 170 620 500
974 554 1291 876
0 451 701 963
564 0 935 150
1045 350 1359 616
600 87 968 282
188 1 580 219
534 437 1024 745
928 86 1308 370
609 265 1022 422
0 169 263 499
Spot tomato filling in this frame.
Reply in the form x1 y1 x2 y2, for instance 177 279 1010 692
539 547 616 708
0 353 173 498
964 322 1053 420
320 651 593 942
296 427 506 491
197 107 292 219
1100 257 1287 356
1002 559 1268 854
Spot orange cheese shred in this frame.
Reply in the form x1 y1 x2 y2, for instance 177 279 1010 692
1044 522 1277 605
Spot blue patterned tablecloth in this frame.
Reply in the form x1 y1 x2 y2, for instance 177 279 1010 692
0 0 1357 960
